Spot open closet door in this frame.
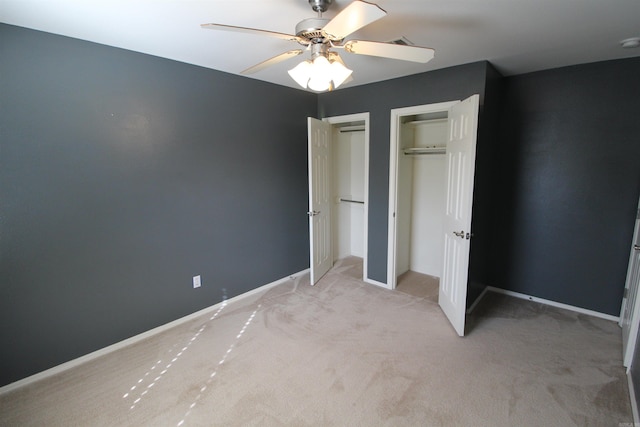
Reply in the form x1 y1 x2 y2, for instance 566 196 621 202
439 94 480 336
308 117 333 285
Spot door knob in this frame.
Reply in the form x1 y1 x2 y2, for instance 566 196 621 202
453 230 465 238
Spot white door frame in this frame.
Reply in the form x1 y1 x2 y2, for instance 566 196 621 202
324 112 371 283
621 197 640 369
387 101 459 289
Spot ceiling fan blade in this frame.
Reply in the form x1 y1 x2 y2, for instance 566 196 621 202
343 40 435 63
322 1 386 41
241 50 304 75
201 23 304 43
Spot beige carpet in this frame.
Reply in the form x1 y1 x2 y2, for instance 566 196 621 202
0 257 632 426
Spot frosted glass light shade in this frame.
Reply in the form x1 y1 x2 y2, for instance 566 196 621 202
310 56 331 79
287 54 353 92
308 76 332 92
288 60 312 89
330 61 353 89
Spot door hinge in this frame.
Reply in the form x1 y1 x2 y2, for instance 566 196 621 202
624 288 629 299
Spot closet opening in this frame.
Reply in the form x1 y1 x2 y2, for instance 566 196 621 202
331 121 366 263
307 112 369 284
387 101 459 293
388 96 480 335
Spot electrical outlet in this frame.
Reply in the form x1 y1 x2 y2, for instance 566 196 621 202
193 275 201 289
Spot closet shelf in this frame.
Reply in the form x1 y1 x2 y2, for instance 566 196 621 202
403 146 446 155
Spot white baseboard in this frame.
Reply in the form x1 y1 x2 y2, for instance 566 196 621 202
0 268 309 395
629 371 640 425
486 286 620 322
467 286 491 314
364 277 391 290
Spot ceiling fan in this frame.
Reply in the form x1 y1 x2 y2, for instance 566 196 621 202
201 0 435 92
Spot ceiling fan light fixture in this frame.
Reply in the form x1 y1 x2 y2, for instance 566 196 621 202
288 53 353 92
288 60 313 88
308 76 332 92
310 55 331 78
330 60 353 89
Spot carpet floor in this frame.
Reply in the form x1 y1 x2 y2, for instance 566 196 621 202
0 257 632 426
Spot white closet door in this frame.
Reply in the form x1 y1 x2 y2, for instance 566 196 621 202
439 94 479 336
308 117 332 285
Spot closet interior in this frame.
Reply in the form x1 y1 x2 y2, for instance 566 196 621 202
394 111 448 286
332 121 366 262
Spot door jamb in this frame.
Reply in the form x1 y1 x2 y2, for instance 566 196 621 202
324 113 371 283
387 101 459 289
621 197 640 369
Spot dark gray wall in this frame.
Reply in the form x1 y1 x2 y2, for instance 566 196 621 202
466 63 504 305
3 20 639 389
0 24 316 386
318 62 490 285
491 58 640 316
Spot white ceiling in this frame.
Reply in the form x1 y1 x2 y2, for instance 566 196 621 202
2 0 639 91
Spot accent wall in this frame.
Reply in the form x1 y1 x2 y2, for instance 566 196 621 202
491 58 640 316
0 24 316 386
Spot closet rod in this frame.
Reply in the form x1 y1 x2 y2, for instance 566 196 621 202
339 125 365 133
407 118 448 126
403 147 446 155
339 198 365 204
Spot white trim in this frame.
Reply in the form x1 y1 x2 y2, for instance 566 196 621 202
0 269 310 395
466 286 491 314
465 285 621 320
629 370 640 425
487 286 620 322
364 277 392 290
387 101 459 289
362 117 370 283
621 197 640 367
324 113 371 283
620 198 640 323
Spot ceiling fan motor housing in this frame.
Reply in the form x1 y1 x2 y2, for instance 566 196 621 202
308 0 332 13
295 17 330 42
